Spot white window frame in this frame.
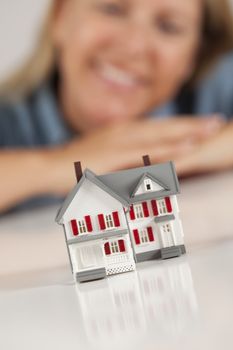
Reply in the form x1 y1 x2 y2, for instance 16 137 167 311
161 223 172 234
144 178 152 192
110 241 120 254
157 199 168 215
78 219 87 234
104 213 115 229
134 204 144 219
139 228 149 244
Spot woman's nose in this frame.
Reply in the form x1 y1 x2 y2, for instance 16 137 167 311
122 21 155 60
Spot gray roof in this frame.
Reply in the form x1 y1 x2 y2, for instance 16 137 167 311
56 161 180 223
97 161 180 203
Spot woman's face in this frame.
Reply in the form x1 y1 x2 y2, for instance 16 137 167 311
53 0 203 131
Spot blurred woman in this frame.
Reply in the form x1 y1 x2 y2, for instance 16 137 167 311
0 0 233 212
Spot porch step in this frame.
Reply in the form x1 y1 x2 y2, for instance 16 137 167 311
161 246 182 260
76 267 106 283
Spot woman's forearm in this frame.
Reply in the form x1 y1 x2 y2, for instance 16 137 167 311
0 117 227 212
0 149 66 212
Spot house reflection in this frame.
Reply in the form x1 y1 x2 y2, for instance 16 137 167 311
75 259 199 342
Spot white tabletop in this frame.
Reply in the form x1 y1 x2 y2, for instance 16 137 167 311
1 172 233 350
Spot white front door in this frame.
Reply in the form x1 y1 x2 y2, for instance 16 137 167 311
160 223 175 248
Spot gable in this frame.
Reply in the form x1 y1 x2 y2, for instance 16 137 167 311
131 173 168 197
56 169 129 223
60 178 125 224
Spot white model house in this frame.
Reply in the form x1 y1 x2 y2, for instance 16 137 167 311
56 156 185 282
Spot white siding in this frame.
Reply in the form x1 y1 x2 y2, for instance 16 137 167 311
126 195 184 254
63 179 128 240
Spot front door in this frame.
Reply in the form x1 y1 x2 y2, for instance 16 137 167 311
160 223 175 248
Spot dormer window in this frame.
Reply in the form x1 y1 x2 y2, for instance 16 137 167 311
144 178 152 191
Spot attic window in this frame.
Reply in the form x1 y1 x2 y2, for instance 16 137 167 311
144 179 152 191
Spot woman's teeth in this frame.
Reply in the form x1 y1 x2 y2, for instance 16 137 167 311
100 64 140 87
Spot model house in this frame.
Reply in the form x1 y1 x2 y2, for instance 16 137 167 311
56 156 185 282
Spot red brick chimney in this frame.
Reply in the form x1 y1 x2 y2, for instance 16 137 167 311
74 161 83 183
142 155 151 166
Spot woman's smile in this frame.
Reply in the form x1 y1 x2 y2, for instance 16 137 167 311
92 61 150 93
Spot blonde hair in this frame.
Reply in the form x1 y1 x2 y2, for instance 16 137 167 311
1 0 233 99
196 0 233 80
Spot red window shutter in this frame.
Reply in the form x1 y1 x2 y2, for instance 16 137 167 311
98 214 106 230
142 202 149 217
70 220 79 236
104 242 111 255
129 205 135 220
147 227 154 242
84 215 93 232
151 200 158 216
112 211 120 227
133 229 140 245
118 239 126 252
165 197 172 213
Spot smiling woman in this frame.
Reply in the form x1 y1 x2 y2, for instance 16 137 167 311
0 0 233 212
54 0 203 130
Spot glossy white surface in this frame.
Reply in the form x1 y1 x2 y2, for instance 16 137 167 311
1 172 233 350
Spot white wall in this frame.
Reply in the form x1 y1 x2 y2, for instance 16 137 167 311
0 0 50 81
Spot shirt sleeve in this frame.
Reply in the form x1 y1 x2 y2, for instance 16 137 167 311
195 51 233 120
0 99 37 148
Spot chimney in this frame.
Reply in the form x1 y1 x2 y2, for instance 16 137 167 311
74 161 83 183
142 155 151 166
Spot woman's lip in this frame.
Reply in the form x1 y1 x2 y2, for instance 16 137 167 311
95 63 147 91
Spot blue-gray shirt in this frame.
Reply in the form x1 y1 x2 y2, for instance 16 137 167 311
1 52 233 211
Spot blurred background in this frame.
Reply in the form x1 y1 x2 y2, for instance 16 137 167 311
0 0 49 82
0 0 233 83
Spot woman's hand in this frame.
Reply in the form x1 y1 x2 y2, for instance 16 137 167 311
175 121 233 176
49 116 224 195
0 115 224 212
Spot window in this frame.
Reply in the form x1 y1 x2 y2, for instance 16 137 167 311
110 241 120 254
104 240 126 255
98 212 121 230
140 229 149 243
134 204 144 219
133 227 154 245
157 199 168 215
105 214 114 229
144 178 152 191
78 219 87 234
161 223 171 234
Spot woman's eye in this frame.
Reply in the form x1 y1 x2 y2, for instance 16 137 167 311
156 19 185 35
99 2 124 16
